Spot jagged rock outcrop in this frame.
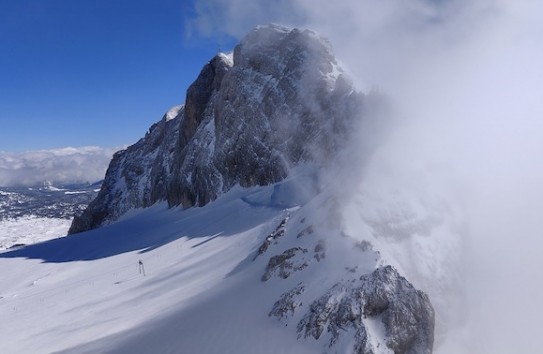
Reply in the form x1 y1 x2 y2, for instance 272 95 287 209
254 216 289 260
296 266 434 354
265 264 434 354
69 24 365 234
261 247 309 281
255 197 435 353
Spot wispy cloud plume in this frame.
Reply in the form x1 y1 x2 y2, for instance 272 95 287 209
190 1 543 352
0 146 118 187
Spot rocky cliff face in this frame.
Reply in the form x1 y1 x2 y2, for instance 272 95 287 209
296 266 434 354
69 24 364 234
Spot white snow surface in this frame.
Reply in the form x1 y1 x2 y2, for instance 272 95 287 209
0 216 70 250
0 184 316 353
0 172 440 353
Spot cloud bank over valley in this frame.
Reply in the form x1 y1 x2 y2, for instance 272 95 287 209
0 146 119 187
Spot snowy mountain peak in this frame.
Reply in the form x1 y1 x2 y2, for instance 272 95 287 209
69 24 365 234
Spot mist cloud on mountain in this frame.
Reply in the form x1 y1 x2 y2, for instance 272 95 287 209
189 1 543 353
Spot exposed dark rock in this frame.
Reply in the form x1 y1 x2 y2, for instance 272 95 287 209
269 283 305 319
262 247 308 281
354 240 374 252
254 216 289 260
297 225 314 238
182 55 229 147
361 266 434 354
297 266 434 354
314 240 326 262
346 266 358 273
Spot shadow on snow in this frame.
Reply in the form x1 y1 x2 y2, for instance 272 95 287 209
0 189 284 263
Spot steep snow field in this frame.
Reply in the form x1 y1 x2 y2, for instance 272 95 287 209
0 183 318 353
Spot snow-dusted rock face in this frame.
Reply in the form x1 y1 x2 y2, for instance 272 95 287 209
296 266 434 354
69 24 364 234
255 195 435 354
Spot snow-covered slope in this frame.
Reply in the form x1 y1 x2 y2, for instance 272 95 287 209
0 173 433 354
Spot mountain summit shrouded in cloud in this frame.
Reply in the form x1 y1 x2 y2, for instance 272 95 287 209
0 146 119 187
1 1 543 353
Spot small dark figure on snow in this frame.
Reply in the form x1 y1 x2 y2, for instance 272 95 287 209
138 260 146 276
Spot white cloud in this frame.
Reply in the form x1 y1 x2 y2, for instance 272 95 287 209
190 1 543 352
0 146 119 187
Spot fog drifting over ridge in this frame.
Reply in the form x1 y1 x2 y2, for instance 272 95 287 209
0 146 119 187
190 1 543 353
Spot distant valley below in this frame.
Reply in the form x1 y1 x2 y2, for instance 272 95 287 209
0 182 100 249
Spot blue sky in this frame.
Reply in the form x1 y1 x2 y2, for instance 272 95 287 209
0 0 235 152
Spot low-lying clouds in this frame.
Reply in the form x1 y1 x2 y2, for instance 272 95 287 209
0 146 118 187
189 1 543 352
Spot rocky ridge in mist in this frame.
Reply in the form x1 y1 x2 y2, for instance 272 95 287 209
256 203 435 354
